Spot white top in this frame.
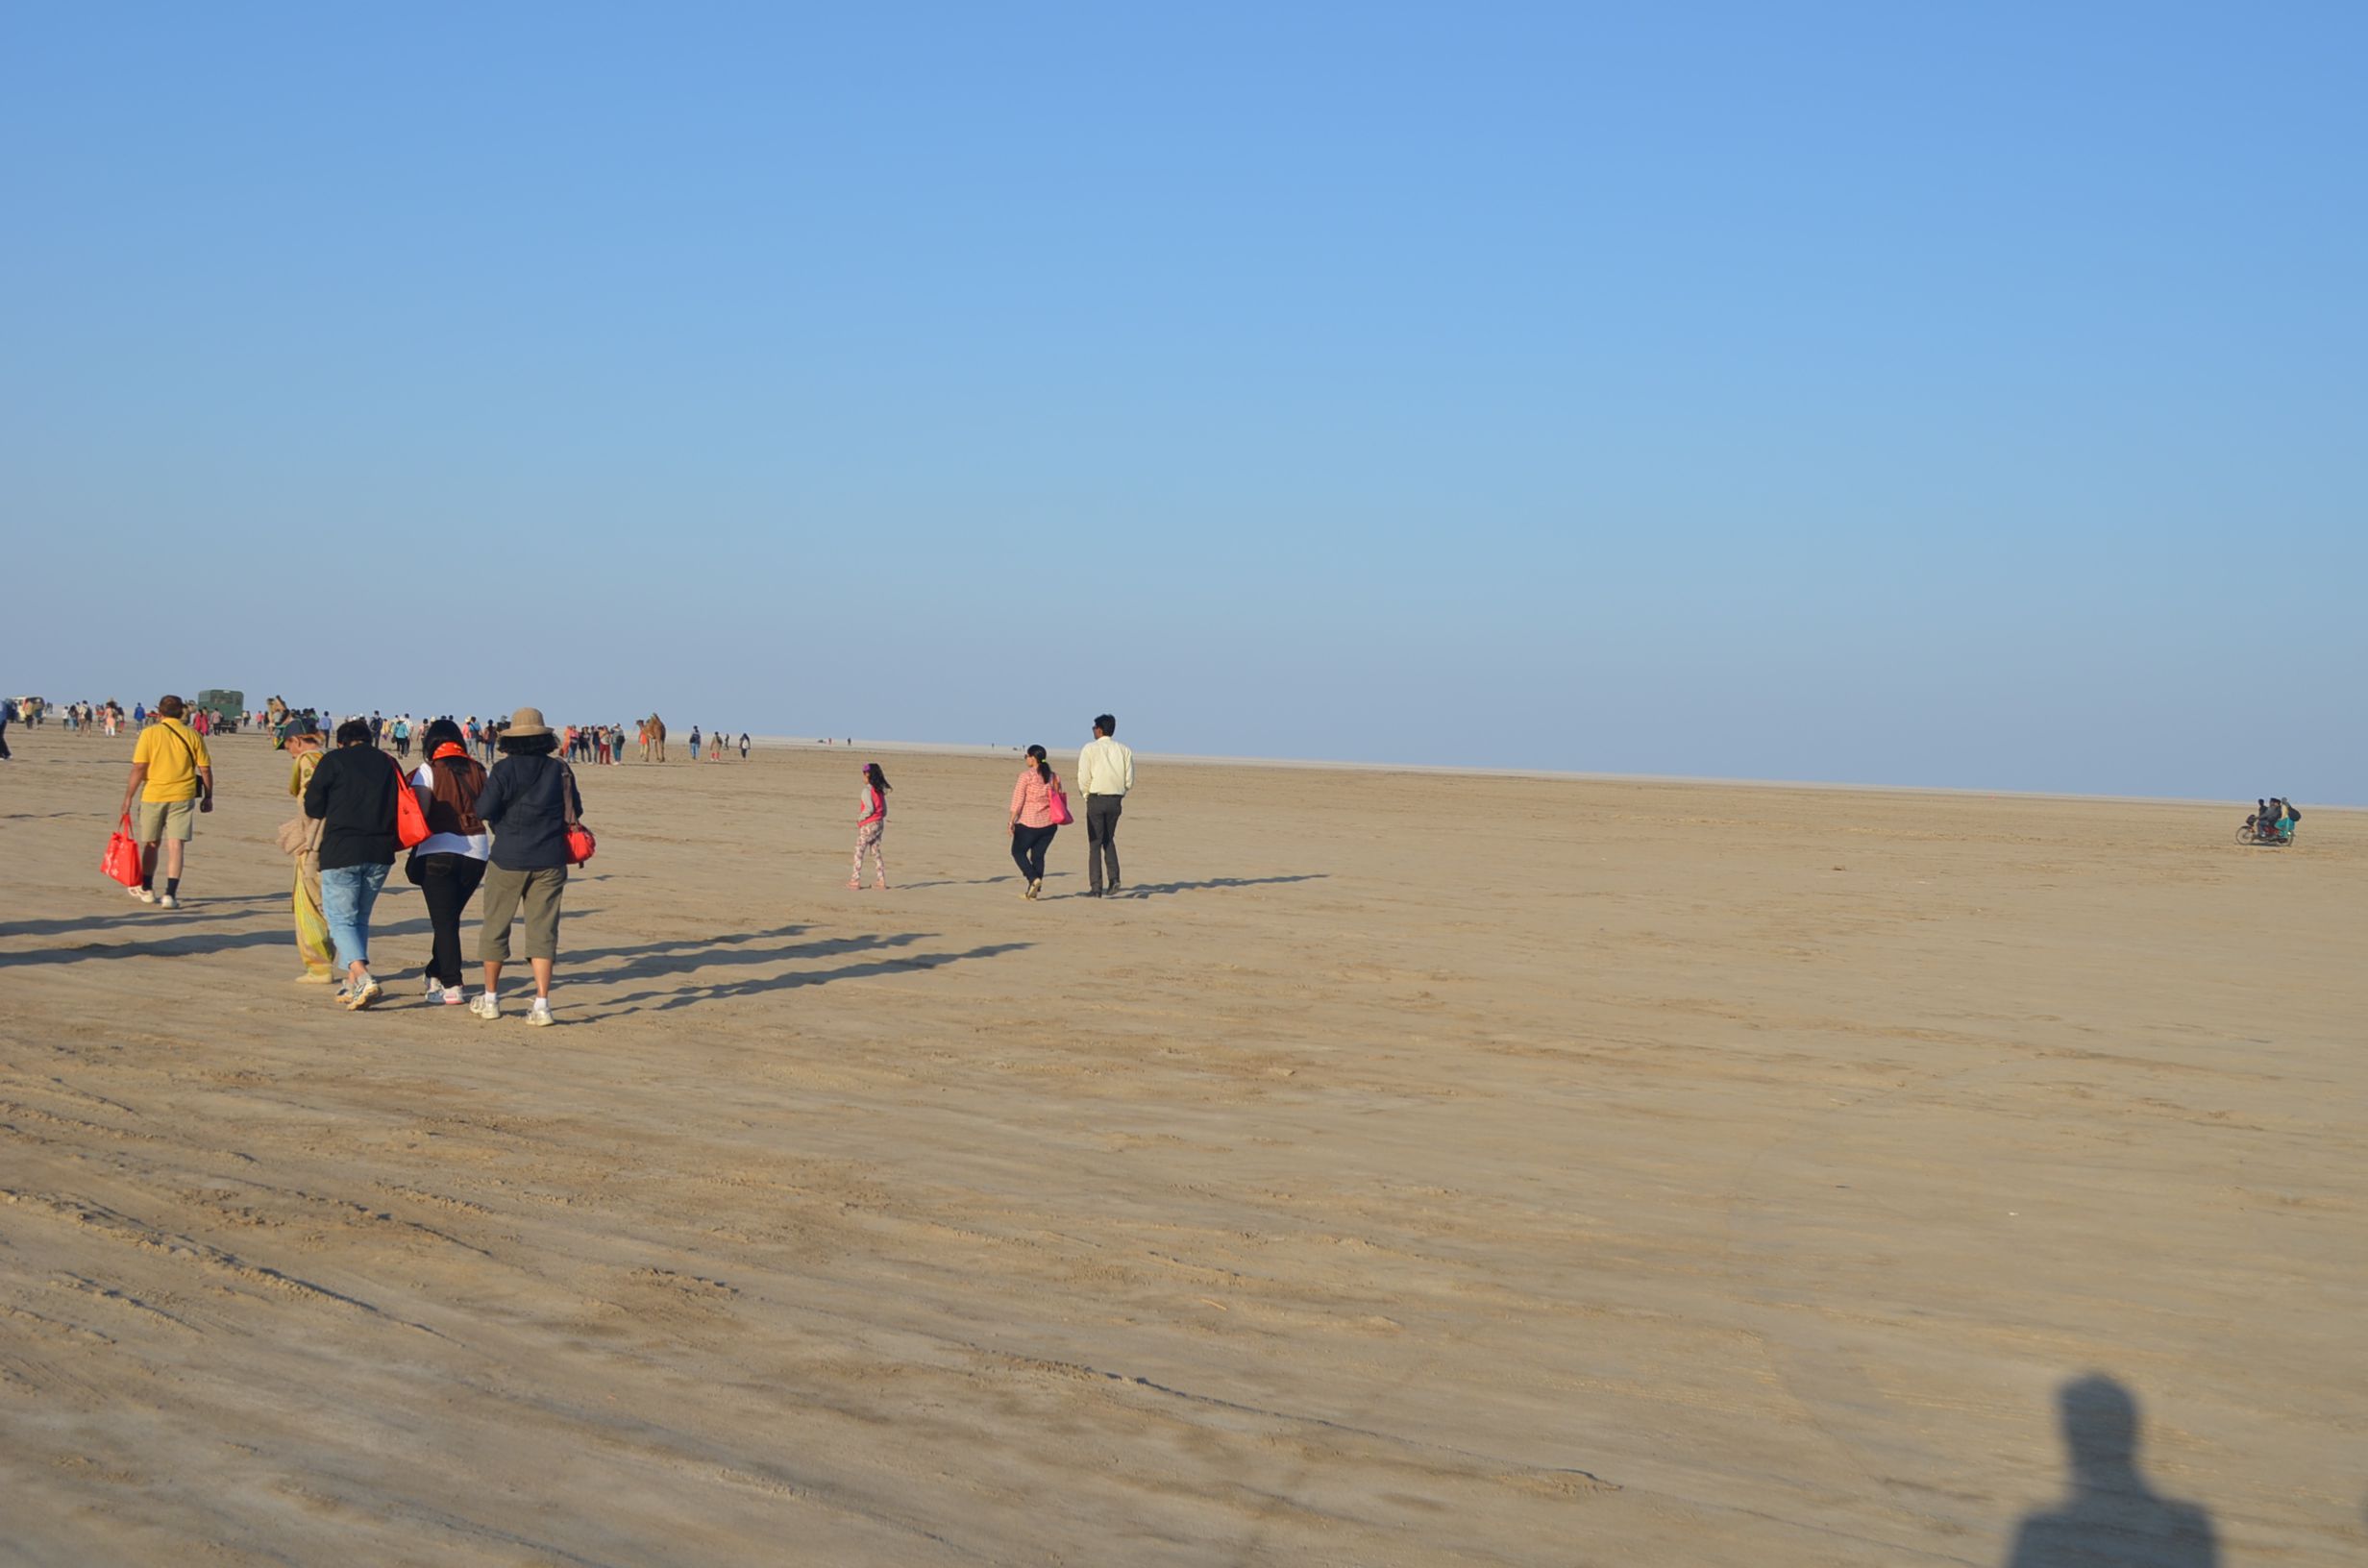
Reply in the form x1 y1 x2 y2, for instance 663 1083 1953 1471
409 763 493 859
1075 736 1135 796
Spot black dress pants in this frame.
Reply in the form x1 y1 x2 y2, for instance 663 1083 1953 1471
415 852 487 987
1085 795 1122 891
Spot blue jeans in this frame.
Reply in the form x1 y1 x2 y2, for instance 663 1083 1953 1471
320 862 390 969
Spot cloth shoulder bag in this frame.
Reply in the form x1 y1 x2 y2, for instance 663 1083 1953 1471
561 763 596 865
390 754 432 848
1044 773 1073 826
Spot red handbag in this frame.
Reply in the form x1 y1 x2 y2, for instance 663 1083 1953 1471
561 764 596 865
390 756 432 848
1045 776 1073 826
102 815 145 887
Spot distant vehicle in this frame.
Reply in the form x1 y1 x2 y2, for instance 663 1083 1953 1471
2236 797 2300 846
194 689 245 734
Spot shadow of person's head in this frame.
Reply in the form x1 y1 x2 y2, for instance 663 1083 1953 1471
2008 1374 2217 1568
2059 1374 2140 1488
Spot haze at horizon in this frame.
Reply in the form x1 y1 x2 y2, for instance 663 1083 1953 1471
4 4 2360 801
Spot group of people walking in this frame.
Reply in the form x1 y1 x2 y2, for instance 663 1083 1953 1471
100 697 1139 1028
843 715 1137 900
281 707 585 1023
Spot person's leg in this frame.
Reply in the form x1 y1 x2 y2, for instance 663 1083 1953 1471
321 867 368 984
1087 796 1122 891
348 863 387 984
418 855 462 989
133 798 163 892
519 868 566 1002
1010 828 1035 881
1033 823 1057 883
294 851 335 979
869 828 888 888
850 828 868 888
477 865 526 997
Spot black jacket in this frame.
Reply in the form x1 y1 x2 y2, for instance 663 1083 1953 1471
477 752 581 871
304 745 402 870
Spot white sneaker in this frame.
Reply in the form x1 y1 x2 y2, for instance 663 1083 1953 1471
525 998 555 1028
424 977 444 1004
131 887 156 903
469 992 501 1020
158 894 180 910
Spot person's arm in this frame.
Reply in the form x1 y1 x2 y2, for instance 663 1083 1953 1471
1010 773 1027 825
196 765 216 813
119 762 149 819
476 763 511 830
1122 746 1134 793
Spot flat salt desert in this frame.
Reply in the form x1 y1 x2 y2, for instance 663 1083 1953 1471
1 729 2360 1567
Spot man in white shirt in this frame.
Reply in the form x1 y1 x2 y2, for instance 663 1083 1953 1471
1075 713 1134 897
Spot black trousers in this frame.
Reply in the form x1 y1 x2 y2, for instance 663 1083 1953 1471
414 852 487 986
1011 822 1057 883
1085 795 1122 891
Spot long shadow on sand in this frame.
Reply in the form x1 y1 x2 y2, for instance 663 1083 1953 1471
579 930 926 989
566 925 816 981
1099 873 1329 900
0 900 276 942
575 937 1032 1021
0 917 432 969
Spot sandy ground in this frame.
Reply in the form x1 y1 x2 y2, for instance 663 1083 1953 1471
0 724 2359 1567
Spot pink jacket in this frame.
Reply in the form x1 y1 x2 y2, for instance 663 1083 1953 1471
1010 768 1061 828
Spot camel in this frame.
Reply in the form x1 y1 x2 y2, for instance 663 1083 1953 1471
646 714 666 763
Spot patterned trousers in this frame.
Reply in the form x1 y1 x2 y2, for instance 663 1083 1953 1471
851 821 887 886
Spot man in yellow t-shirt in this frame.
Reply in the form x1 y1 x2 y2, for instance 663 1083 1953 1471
118 695 215 909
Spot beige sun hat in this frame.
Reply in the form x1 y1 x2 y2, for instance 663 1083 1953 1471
506 706 554 738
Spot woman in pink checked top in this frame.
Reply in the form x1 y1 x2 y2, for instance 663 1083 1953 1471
849 763 891 891
1007 745 1064 900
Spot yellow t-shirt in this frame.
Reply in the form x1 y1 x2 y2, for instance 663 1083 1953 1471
134 719 211 801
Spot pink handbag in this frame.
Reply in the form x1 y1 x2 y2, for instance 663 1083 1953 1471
1045 776 1073 826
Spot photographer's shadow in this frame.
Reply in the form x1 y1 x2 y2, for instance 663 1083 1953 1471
2007 1375 2216 1567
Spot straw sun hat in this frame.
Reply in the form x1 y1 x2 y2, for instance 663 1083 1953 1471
506 706 554 738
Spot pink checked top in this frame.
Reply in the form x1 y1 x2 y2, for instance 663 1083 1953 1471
1009 768 1061 829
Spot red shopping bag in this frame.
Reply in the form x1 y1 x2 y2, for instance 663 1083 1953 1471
102 815 144 888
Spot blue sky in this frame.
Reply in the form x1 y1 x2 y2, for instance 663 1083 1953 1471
5 3 2360 798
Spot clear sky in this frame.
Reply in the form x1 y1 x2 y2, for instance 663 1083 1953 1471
5 4 2360 799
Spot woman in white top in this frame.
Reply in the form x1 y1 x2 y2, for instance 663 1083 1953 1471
407 718 493 1005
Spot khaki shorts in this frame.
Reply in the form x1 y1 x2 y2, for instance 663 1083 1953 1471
135 796 196 843
478 865 568 963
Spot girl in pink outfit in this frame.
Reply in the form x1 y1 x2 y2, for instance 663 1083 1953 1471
1007 745 1065 899
849 763 890 890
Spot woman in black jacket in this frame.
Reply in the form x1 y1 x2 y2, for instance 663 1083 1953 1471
471 706 582 1027
303 718 402 1010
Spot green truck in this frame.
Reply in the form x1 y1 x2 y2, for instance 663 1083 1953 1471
194 690 245 733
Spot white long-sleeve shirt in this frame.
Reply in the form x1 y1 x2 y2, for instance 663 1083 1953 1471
1075 736 1135 796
